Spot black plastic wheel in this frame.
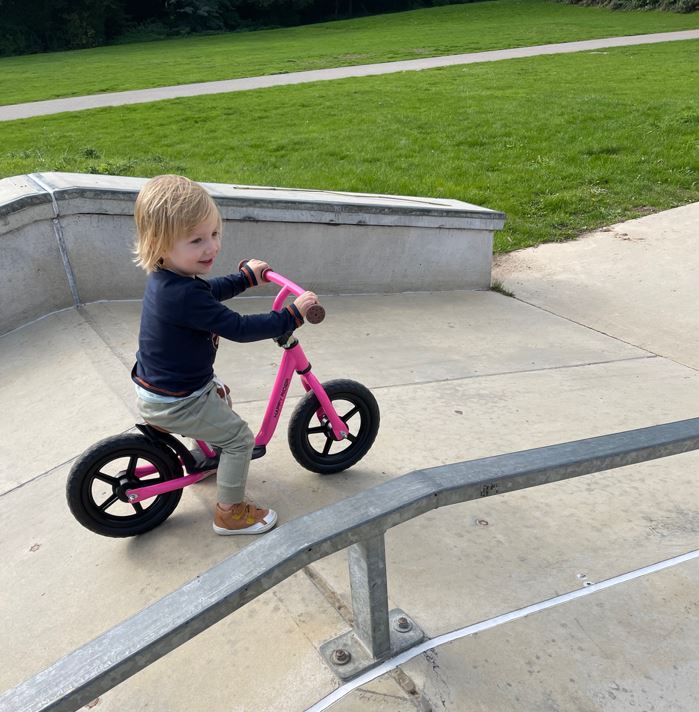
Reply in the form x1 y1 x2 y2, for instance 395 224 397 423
66 434 183 537
288 379 379 474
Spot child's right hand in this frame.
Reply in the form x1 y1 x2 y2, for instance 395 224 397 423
293 291 318 319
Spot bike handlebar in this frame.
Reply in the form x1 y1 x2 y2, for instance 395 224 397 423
261 269 303 296
238 261 325 324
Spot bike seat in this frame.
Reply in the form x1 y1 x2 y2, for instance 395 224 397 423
144 422 170 434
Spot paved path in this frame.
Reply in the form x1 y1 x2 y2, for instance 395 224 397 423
2 30 697 121
492 202 699 371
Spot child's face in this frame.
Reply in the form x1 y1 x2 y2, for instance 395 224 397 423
161 213 221 277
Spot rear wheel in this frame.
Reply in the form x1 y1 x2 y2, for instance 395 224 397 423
66 434 183 537
288 379 379 474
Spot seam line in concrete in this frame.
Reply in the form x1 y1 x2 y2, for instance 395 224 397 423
26 173 82 306
269 586 345 683
0 425 137 500
0 306 77 341
77 305 135 371
304 565 356 626
360 355 658 394
223 354 657 407
0 354 661 498
306 548 699 711
508 295 699 373
2 31 697 121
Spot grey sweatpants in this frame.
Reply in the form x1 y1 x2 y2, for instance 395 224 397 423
136 380 254 504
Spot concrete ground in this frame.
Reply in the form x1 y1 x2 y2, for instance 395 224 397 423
1 204 698 711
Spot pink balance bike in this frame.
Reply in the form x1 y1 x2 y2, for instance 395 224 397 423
66 269 380 538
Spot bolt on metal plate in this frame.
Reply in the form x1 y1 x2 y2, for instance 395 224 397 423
393 616 412 633
320 609 424 680
331 648 351 665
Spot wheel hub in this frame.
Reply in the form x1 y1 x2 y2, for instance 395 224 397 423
322 417 347 441
115 474 136 502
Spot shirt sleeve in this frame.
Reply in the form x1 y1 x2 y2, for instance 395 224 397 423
207 272 250 302
179 279 297 342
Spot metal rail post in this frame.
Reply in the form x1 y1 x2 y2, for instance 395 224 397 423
320 533 424 679
349 535 391 659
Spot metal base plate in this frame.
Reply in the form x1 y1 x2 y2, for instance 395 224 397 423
320 609 424 680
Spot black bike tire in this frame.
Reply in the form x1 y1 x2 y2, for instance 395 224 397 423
66 433 183 538
287 379 379 475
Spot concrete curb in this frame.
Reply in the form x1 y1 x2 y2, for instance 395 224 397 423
0 172 505 334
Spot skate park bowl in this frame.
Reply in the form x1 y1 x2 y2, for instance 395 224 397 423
2 173 699 711
0 172 505 335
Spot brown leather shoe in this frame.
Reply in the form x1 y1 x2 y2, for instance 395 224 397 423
213 501 278 536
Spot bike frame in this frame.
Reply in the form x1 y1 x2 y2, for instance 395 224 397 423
126 271 347 504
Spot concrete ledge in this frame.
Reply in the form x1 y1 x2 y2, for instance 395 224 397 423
0 175 54 232
0 172 505 334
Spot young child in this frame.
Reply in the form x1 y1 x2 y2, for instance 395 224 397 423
132 174 317 535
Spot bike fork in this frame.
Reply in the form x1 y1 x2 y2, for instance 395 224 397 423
255 335 347 449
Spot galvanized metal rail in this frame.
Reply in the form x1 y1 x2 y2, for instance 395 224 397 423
3 417 699 711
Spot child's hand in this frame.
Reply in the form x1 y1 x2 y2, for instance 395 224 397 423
293 291 318 318
246 259 270 285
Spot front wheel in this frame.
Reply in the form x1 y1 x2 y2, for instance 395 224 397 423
288 379 379 474
66 434 183 537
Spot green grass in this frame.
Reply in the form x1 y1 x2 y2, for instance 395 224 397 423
2 42 697 252
1 0 697 106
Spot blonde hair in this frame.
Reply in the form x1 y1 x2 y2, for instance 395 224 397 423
133 175 222 273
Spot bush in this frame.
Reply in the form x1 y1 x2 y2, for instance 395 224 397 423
0 0 127 55
0 0 481 56
560 0 698 11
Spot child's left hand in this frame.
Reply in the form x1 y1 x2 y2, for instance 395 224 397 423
244 259 270 285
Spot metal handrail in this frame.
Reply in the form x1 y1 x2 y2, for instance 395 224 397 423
3 417 699 711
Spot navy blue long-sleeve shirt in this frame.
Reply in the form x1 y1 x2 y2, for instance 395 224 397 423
133 269 300 397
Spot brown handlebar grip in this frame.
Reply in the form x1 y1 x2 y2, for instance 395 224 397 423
238 260 272 284
305 304 325 325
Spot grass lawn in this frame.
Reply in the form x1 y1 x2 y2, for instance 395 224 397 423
3 41 696 253
1 0 697 106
